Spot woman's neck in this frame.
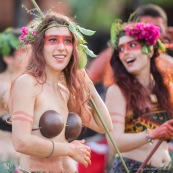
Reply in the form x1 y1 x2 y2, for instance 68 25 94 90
136 73 155 93
45 71 63 88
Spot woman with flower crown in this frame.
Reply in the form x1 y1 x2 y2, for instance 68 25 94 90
8 10 113 173
105 21 173 173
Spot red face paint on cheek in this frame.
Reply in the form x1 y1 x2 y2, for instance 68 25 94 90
44 35 73 46
118 41 141 56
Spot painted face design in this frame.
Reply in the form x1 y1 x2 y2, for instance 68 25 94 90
44 35 73 46
42 26 73 72
118 40 142 56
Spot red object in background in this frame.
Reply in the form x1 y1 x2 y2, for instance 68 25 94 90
78 137 108 173
78 150 106 173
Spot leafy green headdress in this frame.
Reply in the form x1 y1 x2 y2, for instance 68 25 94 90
0 28 19 56
20 0 97 69
109 19 124 50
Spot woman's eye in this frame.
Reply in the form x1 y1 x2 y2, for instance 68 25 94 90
64 39 72 44
49 38 57 42
130 42 137 48
118 47 124 52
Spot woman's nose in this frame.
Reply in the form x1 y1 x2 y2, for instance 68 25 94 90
57 42 65 51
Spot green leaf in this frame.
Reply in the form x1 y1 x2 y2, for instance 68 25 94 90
75 31 84 41
110 23 116 47
2 39 11 56
8 33 19 49
157 39 166 52
78 47 88 69
77 25 96 36
0 31 19 56
69 24 84 41
148 45 153 52
0 34 3 51
68 24 76 34
79 44 97 57
142 45 149 54
110 20 122 48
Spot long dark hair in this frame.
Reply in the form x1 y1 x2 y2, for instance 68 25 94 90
110 36 173 117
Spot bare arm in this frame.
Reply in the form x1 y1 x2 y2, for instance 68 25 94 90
105 84 149 153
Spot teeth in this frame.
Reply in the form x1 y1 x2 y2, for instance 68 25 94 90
126 58 133 63
54 56 65 59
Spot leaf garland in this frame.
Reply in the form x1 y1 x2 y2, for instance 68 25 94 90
21 0 97 69
110 19 123 49
68 24 97 68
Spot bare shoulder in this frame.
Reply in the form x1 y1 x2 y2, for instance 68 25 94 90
9 74 39 114
105 84 127 116
106 84 124 97
13 74 36 86
12 74 39 95
105 84 126 105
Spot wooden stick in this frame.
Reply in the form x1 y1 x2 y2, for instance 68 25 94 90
90 97 130 173
30 0 45 18
136 139 163 173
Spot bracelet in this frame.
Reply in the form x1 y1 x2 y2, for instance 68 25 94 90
145 129 153 145
46 140 54 158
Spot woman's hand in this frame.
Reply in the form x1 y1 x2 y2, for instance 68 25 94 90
69 139 91 167
150 119 173 140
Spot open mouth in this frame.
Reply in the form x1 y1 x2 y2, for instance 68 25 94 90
126 58 135 64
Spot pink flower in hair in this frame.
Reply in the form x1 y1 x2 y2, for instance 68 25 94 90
124 22 160 46
19 26 37 44
20 27 29 42
21 27 28 35
32 30 37 36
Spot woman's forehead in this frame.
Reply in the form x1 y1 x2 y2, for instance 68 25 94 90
45 25 72 36
118 36 135 46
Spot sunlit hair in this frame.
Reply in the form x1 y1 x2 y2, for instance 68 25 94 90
26 13 92 122
110 33 173 117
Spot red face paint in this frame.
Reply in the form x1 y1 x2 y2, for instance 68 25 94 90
118 40 141 56
44 35 73 46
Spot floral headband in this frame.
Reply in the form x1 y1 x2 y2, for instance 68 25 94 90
110 20 165 54
19 0 97 69
0 28 19 56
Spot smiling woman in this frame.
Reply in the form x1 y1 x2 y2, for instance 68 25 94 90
43 26 73 72
8 10 112 173
105 20 173 173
